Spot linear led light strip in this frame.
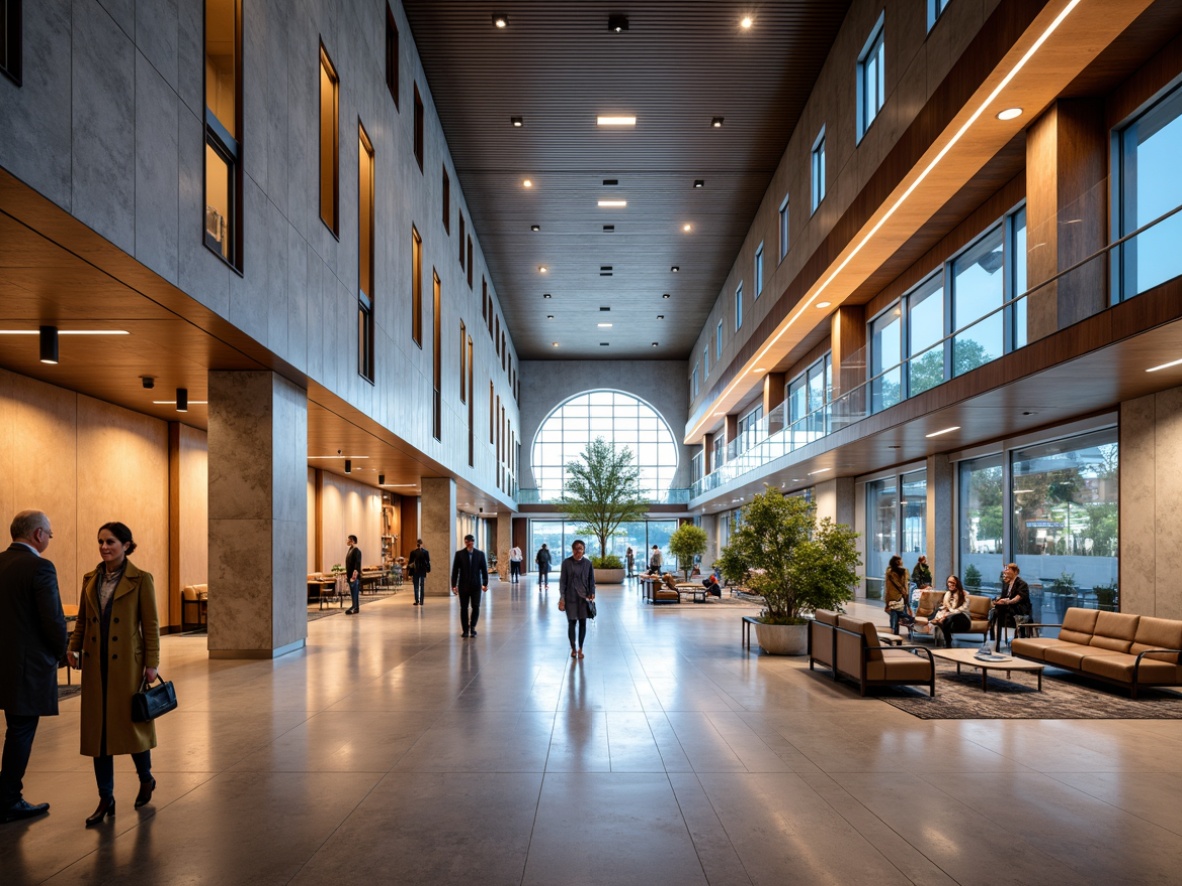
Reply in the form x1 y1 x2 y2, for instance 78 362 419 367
0 329 129 334
696 0 1082 439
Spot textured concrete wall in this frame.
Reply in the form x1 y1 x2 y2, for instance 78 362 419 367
518 359 692 492
0 0 517 494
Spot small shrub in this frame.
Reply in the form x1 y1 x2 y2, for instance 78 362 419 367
591 554 623 570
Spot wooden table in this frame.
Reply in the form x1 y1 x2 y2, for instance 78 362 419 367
930 647 1045 692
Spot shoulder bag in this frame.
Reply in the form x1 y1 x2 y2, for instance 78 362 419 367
132 674 179 722
586 598 597 619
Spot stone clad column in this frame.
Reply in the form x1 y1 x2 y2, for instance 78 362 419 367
207 371 307 659
420 477 456 595
926 454 953 589
495 513 512 581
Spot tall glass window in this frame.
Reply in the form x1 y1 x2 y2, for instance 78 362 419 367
411 226 422 347
1 0 22 85
857 13 885 142
530 391 679 501
318 44 339 235
754 244 764 298
1116 82 1182 300
958 455 1004 592
907 274 944 396
952 224 1004 375
1010 207 1028 349
865 478 897 599
528 520 678 567
901 470 927 556
205 0 242 267
811 128 827 212
779 195 790 261
716 321 723 359
358 124 374 382
870 305 902 412
735 283 743 331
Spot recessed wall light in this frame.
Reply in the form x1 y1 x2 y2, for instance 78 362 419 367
662 293 671 298
607 14 629 33
546 315 554 320
693 179 704 188
925 426 961 438
711 117 724 128
597 115 635 126
816 301 831 309
651 342 659 348
602 179 619 186
996 107 1023 121
510 116 523 127
538 266 547 273
682 223 692 232
597 199 627 208
597 323 613 328
523 179 533 188
656 315 665 320
552 342 559 347
542 293 552 299
603 225 615 232
530 224 540 232
740 15 753 29
671 266 680 273
492 13 509 29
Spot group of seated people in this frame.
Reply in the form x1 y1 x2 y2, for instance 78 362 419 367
888 557 1032 647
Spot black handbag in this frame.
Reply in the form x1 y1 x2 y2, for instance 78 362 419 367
132 675 178 722
586 598 597 619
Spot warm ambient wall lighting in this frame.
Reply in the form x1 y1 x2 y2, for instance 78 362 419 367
597 116 636 126
996 107 1023 120
925 426 961 438
597 200 627 208
152 399 208 406
740 15 753 29
492 14 508 28
39 326 58 364
711 117 724 128
1146 358 1182 373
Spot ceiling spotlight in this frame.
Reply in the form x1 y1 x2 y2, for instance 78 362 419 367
693 179 704 189
816 301 831 309
597 199 627 208
510 115 523 127
538 265 548 273
596 116 636 127
176 388 188 413
740 15 753 29
530 224 540 232
652 342 659 348
608 14 629 33
711 117 724 128
682 223 692 232
344 459 352 473
656 314 665 320
996 107 1023 121
542 293 552 298
492 13 508 29
662 293 671 299
546 314 555 320
552 342 559 348
39 326 59 364
523 179 533 188
671 266 680 273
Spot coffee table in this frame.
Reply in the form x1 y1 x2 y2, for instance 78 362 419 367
930 647 1045 692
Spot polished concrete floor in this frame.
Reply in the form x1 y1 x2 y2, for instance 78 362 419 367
4 578 1182 885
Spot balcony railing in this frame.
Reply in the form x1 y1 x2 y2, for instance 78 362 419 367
692 189 1182 500
519 487 691 506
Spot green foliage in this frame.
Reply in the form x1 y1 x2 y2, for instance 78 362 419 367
591 554 623 570
1049 571 1077 595
963 564 982 590
718 488 861 623
562 437 649 558
1092 582 1118 609
669 523 708 581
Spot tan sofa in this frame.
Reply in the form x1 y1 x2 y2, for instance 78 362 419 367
1011 608 1182 698
181 583 208 631
810 610 935 696
910 591 992 642
641 574 680 604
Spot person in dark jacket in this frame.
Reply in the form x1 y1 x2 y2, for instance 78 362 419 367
535 544 552 589
344 535 363 614
989 562 1032 646
407 540 431 606
560 540 596 659
0 510 68 824
451 535 488 637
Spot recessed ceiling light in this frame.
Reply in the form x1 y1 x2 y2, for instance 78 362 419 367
552 342 559 347
693 179 704 189
740 15 753 29
510 116 523 127
542 293 552 299
523 179 533 188
662 293 671 298
597 323 613 328
546 314 555 320
492 13 509 29
538 265 547 273
597 199 627 208
671 266 680 273
530 224 540 232
607 14 629 33
602 179 619 186
152 399 208 405
925 426 961 438
0 329 130 335
996 107 1023 121
597 116 635 127
682 223 692 232
808 468 831 475
603 224 615 232
1146 358 1182 373
711 117 724 128
816 301 831 309
651 342 659 348
656 315 665 320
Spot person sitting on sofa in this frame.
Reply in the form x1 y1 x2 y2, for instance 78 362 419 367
916 575 971 647
701 574 722 597
988 562 1031 642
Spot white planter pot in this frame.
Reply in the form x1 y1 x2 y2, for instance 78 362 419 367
754 621 809 655
595 568 626 584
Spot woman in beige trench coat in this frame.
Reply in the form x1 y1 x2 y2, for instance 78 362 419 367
68 522 160 826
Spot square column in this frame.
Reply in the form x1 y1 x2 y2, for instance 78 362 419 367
420 477 456 595
208 371 308 659
926 454 953 588
495 512 513 581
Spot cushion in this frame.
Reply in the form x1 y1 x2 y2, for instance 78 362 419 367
1010 637 1071 661
1089 611 1139 652
1058 607 1100 644
662 574 678 590
813 610 838 626
916 591 943 619
1080 652 1182 685
968 595 992 620
1043 644 1100 669
868 650 932 682
1130 616 1182 664
838 615 883 663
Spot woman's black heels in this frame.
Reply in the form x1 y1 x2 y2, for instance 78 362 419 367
85 796 115 826
134 777 156 809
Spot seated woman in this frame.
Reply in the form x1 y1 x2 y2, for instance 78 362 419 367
701 574 722 597
917 575 971 647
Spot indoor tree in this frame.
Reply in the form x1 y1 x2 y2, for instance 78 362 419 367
562 437 649 562
669 523 708 582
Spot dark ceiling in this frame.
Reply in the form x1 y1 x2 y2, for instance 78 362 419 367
401 1 852 361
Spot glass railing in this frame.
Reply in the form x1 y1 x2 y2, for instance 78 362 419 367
519 487 691 506
692 186 1182 500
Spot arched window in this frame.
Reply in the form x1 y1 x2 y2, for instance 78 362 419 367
531 390 678 500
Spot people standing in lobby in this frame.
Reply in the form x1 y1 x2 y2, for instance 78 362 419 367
0 510 68 824
626 546 635 577
68 522 160 826
649 545 662 575
451 535 488 638
989 562 1031 644
884 555 913 635
535 543 552 590
561 540 596 659
407 539 431 606
344 535 362 615
509 544 523 584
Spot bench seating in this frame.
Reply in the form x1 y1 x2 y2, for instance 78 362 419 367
810 610 935 696
1011 608 1182 698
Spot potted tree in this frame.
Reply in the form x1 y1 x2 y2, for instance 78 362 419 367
562 437 648 583
719 488 861 655
669 523 708 582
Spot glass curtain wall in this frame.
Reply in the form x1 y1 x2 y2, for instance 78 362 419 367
958 454 1005 592
901 471 927 557
528 519 678 572
865 478 897 599
870 307 902 412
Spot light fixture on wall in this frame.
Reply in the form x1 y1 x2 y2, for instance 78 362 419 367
344 459 352 473
176 388 189 413
608 14 629 33
39 326 58 364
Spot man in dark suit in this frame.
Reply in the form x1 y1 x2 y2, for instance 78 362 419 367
344 535 363 615
988 562 1031 647
450 534 488 638
407 539 430 606
0 510 68 823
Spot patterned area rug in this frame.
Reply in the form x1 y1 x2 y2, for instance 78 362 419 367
307 588 398 621
878 662 1182 719
58 685 81 701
